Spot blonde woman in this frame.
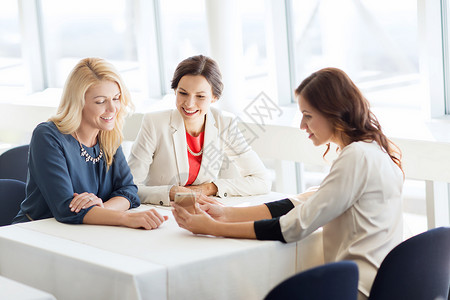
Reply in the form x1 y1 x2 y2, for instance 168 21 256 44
13 58 167 229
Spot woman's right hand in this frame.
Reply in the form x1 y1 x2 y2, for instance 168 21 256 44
70 192 104 213
121 209 168 230
199 202 228 222
196 194 223 206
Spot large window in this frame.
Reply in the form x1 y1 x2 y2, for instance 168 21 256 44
240 0 272 100
290 0 421 110
159 0 209 93
0 0 448 116
0 1 25 94
40 0 141 91
444 0 450 114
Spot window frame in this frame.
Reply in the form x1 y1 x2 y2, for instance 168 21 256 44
8 0 450 117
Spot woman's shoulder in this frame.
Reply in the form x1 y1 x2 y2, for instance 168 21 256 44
33 121 61 138
143 109 173 118
340 141 384 162
350 140 383 151
208 107 236 125
30 121 69 151
141 109 173 124
209 106 235 118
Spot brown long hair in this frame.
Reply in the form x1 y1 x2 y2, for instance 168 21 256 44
171 55 224 99
295 67 403 173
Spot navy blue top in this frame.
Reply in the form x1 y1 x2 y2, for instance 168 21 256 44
13 122 140 224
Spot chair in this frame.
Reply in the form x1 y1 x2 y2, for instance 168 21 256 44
0 144 29 182
264 261 359 300
369 227 450 300
0 179 26 226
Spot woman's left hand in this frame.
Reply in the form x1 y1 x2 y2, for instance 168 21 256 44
172 203 216 235
70 192 104 213
185 183 218 196
196 194 223 206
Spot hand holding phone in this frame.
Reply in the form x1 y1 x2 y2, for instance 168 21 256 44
174 192 197 214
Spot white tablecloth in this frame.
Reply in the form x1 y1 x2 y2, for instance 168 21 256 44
0 193 323 300
0 275 56 300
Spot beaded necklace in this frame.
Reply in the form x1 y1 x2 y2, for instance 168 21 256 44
74 132 103 164
187 144 203 156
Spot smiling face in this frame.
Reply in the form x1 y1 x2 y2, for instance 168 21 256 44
81 80 121 134
175 75 217 135
298 94 337 147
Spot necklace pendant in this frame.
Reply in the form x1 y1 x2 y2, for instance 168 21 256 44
75 132 103 165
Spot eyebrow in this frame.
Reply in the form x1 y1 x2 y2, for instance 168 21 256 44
177 87 207 94
93 93 120 99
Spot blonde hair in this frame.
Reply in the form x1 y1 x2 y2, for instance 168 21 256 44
49 57 133 167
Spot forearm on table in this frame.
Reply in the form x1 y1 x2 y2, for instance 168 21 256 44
82 206 127 226
103 196 131 211
224 204 272 222
212 221 256 239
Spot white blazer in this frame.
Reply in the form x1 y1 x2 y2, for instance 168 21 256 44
128 107 271 205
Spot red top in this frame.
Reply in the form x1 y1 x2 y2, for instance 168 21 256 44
185 131 204 186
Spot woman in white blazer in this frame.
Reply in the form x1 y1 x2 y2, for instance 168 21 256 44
173 68 404 300
128 55 271 206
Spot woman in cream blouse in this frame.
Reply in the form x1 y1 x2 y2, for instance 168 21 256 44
128 55 271 206
173 67 404 300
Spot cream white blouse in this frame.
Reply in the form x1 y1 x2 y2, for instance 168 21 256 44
280 141 403 297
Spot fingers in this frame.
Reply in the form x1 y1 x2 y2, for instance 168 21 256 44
199 204 210 213
172 203 190 218
149 208 166 223
70 192 91 213
196 197 208 205
194 203 209 215
172 204 188 222
197 195 223 206
138 209 168 230
172 207 187 229
70 193 102 213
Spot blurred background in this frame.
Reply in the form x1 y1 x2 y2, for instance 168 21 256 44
1 0 450 233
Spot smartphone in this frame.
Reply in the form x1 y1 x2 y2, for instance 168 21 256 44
174 192 197 214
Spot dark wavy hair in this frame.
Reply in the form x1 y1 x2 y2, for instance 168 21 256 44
171 55 224 99
295 67 403 173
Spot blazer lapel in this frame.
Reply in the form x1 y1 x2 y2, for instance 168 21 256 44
195 110 220 183
170 109 189 185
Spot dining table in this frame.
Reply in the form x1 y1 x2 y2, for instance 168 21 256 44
0 192 323 300
0 275 57 300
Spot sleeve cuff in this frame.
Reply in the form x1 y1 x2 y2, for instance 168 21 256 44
138 185 171 206
110 190 140 208
213 181 228 198
265 199 295 218
254 217 286 243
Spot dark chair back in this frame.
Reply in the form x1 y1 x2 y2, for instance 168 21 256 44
265 261 359 300
0 179 26 226
0 145 29 182
369 227 450 300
